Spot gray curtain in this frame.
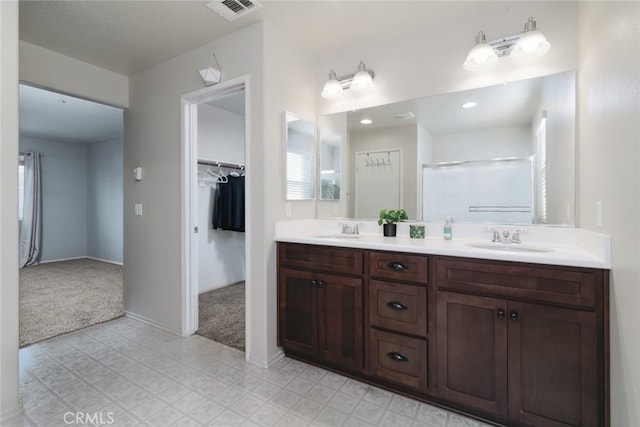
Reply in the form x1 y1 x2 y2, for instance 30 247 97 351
19 151 42 268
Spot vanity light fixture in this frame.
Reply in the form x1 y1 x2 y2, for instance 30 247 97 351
462 102 477 109
463 16 551 71
321 60 375 99
360 118 373 125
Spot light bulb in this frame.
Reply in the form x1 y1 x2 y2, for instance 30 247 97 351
321 70 343 99
463 43 498 70
511 30 551 59
463 31 498 70
350 60 374 92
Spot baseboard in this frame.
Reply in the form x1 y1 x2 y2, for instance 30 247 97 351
39 256 86 264
39 256 122 266
86 256 123 266
248 349 284 368
124 311 182 336
0 404 24 425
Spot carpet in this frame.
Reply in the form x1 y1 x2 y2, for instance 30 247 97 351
197 281 245 351
19 258 123 347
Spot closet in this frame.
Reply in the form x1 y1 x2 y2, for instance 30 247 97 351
195 92 246 351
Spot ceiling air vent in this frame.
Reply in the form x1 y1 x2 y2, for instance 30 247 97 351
394 112 415 120
206 0 262 22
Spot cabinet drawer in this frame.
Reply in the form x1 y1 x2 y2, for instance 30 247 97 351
435 257 598 309
369 329 427 390
279 243 363 275
369 280 427 337
369 251 428 284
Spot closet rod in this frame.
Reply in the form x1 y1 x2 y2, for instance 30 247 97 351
197 159 244 171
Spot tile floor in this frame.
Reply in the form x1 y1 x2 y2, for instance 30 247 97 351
9 317 489 426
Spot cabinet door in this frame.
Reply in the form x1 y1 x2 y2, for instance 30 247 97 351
318 273 364 371
436 291 508 416
508 302 598 427
278 268 318 357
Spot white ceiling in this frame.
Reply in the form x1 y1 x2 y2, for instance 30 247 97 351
19 1 501 76
20 84 123 143
346 76 544 135
205 91 245 116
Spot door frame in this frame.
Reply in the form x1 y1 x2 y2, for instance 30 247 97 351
180 76 251 358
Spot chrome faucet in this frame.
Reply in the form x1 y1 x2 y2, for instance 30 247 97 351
485 227 527 244
487 228 501 242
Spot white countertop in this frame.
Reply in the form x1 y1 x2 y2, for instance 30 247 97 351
274 220 611 270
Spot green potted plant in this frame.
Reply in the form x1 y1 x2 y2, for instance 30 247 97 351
378 209 408 237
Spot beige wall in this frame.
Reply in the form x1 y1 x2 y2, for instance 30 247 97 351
0 1 21 422
124 23 265 356
317 2 578 116
19 41 129 108
578 2 640 425
262 20 318 362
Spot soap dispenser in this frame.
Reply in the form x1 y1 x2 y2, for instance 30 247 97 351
443 217 453 240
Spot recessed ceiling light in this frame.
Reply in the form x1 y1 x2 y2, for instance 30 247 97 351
462 102 477 109
60 99 67 104
360 119 373 124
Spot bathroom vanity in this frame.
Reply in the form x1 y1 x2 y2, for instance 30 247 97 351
276 227 609 427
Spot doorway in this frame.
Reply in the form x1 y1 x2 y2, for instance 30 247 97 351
181 77 250 355
18 83 124 346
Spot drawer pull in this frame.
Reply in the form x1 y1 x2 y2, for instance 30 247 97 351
387 262 408 271
386 352 408 362
386 301 408 311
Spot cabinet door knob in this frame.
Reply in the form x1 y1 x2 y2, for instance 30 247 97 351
386 301 408 311
386 352 409 362
310 279 318 287
316 280 324 288
387 261 408 271
497 309 505 320
510 311 519 321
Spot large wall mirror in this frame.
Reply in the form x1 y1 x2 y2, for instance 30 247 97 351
317 71 576 226
285 111 316 200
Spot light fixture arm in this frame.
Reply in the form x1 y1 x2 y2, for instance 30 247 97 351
333 69 375 90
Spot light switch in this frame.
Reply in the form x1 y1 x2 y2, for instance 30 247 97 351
595 201 602 227
134 167 143 181
135 203 143 216
285 203 292 218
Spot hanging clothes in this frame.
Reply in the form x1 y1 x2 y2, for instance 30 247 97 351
212 175 245 232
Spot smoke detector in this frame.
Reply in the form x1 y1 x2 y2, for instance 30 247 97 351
206 0 262 22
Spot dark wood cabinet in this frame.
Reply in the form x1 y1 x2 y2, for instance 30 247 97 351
318 272 363 370
436 291 508 416
278 268 318 357
277 243 609 427
435 257 607 427
507 301 598 427
278 244 364 371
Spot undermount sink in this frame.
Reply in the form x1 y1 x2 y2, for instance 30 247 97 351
465 242 554 253
314 234 360 239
